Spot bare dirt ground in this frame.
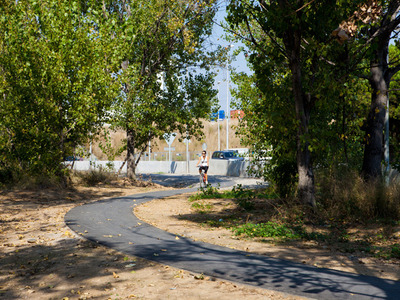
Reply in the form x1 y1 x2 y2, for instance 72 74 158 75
135 194 400 282
0 183 309 300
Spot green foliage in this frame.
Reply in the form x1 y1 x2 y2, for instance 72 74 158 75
0 0 118 180
189 184 272 205
357 243 400 260
0 0 221 182
231 67 369 197
98 128 126 161
226 1 376 203
200 184 221 196
189 184 222 201
0 167 71 189
230 184 252 198
387 45 400 171
232 222 300 239
101 0 220 177
230 184 255 210
183 169 400 260
268 158 297 198
391 244 400 259
185 177 400 257
191 201 213 214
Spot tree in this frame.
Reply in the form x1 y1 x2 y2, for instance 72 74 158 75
227 0 362 205
332 1 400 180
231 51 370 197
0 0 220 182
359 1 400 179
0 0 117 179
99 0 219 179
387 45 400 169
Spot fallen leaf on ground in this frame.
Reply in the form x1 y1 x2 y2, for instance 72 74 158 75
194 274 205 280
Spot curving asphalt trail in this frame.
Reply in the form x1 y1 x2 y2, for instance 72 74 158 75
65 175 400 300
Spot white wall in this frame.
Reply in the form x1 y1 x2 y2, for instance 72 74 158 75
67 159 253 177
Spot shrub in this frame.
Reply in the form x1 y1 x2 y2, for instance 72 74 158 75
0 167 15 186
77 167 117 186
268 159 297 198
391 244 400 259
201 184 220 196
231 184 255 211
0 163 71 189
191 201 213 214
232 222 301 240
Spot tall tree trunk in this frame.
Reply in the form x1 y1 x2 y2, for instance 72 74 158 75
295 94 315 207
126 129 150 180
126 128 137 180
282 20 316 207
361 0 400 180
362 40 389 180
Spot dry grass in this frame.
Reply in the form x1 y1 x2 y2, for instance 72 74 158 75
316 169 400 221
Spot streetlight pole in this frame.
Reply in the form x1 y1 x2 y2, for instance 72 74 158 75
217 81 221 151
186 131 189 174
226 44 234 150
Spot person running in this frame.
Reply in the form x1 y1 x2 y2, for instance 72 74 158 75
196 150 209 185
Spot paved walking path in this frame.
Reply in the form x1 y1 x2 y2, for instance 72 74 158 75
65 175 400 300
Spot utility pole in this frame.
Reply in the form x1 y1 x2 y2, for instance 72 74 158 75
217 81 221 151
226 44 234 150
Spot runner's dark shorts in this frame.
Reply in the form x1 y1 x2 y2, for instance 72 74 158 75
199 166 209 173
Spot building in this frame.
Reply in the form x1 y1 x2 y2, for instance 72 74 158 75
230 110 245 119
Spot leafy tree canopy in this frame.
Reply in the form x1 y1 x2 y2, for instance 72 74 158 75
0 0 118 178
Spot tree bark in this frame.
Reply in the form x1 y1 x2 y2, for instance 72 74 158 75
282 14 316 207
361 0 400 180
117 156 127 176
126 129 150 180
362 47 389 180
361 24 392 180
126 128 137 180
292 49 316 207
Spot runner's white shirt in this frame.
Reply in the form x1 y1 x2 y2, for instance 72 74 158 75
200 156 208 167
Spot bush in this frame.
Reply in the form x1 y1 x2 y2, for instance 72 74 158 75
232 222 301 239
0 167 15 185
0 163 71 189
268 159 297 198
201 184 220 196
77 167 117 186
391 244 400 259
231 184 255 211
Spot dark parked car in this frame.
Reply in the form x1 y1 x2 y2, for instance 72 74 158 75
64 156 82 161
211 150 244 161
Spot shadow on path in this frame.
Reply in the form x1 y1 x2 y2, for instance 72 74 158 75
65 180 400 300
139 173 242 188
